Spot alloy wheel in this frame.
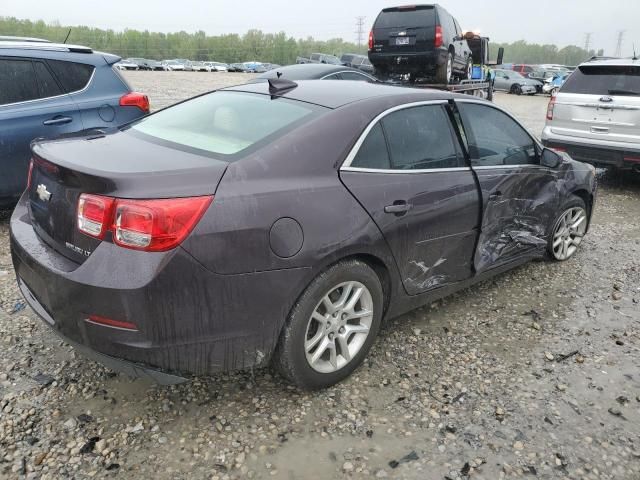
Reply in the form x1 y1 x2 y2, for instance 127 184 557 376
552 207 587 260
446 55 453 82
304 281 374 373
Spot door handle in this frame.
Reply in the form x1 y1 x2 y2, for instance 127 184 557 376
43 116 72 126
488 191 502 201
384 201 412 215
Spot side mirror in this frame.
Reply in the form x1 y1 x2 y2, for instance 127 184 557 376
541 148 562 168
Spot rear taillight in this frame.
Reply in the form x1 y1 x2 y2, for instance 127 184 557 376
119 92 150 113
26 159 34 190
546 96 556 121
77 194 212 252
435 25 443 48
368 30 374 50
78 194 115 239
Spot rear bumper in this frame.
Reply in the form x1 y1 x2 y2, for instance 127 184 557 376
369 49 446 73
542 127 640 169
10 194 310 378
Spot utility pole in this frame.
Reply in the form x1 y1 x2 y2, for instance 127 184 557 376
355 16 366 48
583 32 592 52
614 30 625 57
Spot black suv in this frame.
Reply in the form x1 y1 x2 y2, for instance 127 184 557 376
368 4 472 83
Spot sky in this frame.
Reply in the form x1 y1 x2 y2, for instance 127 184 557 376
3 0 639 56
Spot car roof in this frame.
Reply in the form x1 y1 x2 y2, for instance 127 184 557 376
0 35 51 43
580 57 640 67
254 64 369 81
0 40 93 53
223 79 454 109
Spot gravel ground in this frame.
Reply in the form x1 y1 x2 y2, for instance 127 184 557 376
1 72 639 480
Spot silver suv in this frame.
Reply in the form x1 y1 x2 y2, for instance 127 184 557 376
542 57 640 172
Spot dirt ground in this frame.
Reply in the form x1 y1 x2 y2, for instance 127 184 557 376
1 72 639 480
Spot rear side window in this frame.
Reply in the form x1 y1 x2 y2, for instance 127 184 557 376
340 72 371 82
562 65 640 95
33 61 63 98
375 6 435 29
0 59 39 105
382 105 462 170
47 59 94 93
351 123 390 169
131 91 322 157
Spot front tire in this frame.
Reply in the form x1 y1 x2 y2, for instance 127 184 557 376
548 196 588 261
510 84 523 95
274 260 383 390
465 56 473 80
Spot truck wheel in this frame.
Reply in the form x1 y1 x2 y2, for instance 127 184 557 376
465 57 473 80
435 52 453 84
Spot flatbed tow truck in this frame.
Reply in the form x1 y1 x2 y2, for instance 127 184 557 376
379 33 505 101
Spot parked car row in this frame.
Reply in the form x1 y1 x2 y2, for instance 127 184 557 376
114 58 281 73
499 63 574 95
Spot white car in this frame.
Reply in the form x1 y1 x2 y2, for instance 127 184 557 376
542 57 640 172
114 59 139 71
204 62 228 72
161 60 185 71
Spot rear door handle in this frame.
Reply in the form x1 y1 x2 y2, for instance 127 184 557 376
488 191 502 201
384 201 412 215
43 116 72 126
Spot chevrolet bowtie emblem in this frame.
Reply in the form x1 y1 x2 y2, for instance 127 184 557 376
36 184 52 202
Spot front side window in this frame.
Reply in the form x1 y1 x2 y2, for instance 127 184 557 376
457 103 538 166
350 105 463 170
131 91 321 157
0 59 39 105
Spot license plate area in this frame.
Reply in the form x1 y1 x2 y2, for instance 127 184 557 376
395 37 410 46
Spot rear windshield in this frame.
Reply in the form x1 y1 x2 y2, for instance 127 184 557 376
562 65 640 95
375 6 435 29
130 91 321 157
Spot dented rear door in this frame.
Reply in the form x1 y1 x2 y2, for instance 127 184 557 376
340 102 480 295
456 101 560 272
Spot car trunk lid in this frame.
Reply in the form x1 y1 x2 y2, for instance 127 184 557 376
372 5 436 53
27 131 228 264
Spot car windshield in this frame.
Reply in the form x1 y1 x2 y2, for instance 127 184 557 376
130 91 322 157
562 65 640 95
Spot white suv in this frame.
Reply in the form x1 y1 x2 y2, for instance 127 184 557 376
542 58 640 172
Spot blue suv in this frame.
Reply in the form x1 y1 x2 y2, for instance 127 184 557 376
0 40 149 208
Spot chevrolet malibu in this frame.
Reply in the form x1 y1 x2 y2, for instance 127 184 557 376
11 80 597 389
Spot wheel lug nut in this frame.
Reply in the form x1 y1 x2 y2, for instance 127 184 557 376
341 313 348 320
339 327 345 334
328 333 335 340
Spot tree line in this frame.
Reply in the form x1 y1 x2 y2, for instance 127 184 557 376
2 17 597 66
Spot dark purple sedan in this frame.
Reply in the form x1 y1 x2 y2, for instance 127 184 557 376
10 80 597 389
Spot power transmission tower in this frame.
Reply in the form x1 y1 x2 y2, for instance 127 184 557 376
583 32 592 52
614 30 625 57
355 16 366 48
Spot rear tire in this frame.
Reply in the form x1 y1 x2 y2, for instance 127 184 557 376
435 51 453 84
274 260 383 390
